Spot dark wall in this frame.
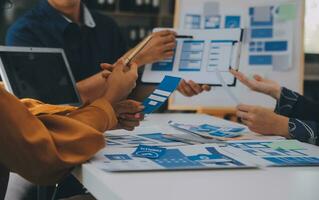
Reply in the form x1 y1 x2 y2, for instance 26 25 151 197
0 0 38 45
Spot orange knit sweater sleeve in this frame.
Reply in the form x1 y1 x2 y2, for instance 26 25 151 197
0 88 117 185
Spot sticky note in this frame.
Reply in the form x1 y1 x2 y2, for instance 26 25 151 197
132 145 166 159
143 76 181 114
266 140 305 150
277 4 296 21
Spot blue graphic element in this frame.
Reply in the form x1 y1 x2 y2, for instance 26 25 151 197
264 41 288 51
264 157 319 166
138 133 176 143
181 51 203 60
142 76 181 114
251 29 273 38
249 7 273 27
132 145 166 159
105 154 132 160
179 61 201 71
249 55 272 65
152 149 203 168
179 40 204 71
199 124 245 132
225 16 241 28
205 147 245 166
205 15 221 29
184 14 201 29
182 40 205 52
208 131 241 138
152 62 174 71
230 142 271 149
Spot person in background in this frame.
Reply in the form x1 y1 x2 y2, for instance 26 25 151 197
0 58 139 200
6 0 211 103
231 69 319 146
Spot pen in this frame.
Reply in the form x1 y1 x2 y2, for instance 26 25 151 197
176 35 193 39
124 34 153 66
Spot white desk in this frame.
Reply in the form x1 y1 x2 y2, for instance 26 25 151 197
73 114 319 200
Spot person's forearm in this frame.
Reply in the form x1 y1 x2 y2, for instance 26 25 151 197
76 72 107 104
68 98 118 132
128 83 156 102
0 88 105 185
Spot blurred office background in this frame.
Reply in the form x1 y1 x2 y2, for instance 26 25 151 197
1 0 319 102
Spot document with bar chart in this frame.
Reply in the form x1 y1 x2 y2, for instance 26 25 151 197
142 28 244 86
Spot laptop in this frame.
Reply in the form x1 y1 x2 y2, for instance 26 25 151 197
0 46 82 106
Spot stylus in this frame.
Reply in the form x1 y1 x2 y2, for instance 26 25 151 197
176 35 193 39
124 34 153 66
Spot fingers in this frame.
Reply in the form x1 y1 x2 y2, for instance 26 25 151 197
188 80 203 94
156 30 176 37
202 85 212 91
163 51 174 58
237 104 254 112
117 112 144 131
116 100 144 115
178 80 195 97
100 63 114 71
128 63 138 87
113 59 125 72
241 118 252 127
253 74 263 82
178 80 212 97
118 119 140 131
101 70 111 79
119 112 144 121
236 110 251 120
163 42 177 52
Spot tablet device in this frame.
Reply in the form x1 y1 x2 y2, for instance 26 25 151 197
0 46 82 106
142 28 244 86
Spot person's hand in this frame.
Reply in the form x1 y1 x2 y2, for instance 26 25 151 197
100 63 114 78
177 80 211 97
236 104 289 137
102 59 138 105
131 30 177 66
113 100 144 131
230 69 281 100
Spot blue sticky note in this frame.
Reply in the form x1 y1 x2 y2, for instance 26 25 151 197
225 16 241 28
264 41 288 51
132 145 166 159
143 76 181 114
249 55 272 65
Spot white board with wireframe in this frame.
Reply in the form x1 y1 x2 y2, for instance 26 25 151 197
169 0 304 110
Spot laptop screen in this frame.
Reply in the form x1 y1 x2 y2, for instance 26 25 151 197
0 51 81 105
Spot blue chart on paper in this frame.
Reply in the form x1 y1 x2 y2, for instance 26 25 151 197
143 76 181 114
151 147 245 169
179 40 205 71
229 141 319 166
